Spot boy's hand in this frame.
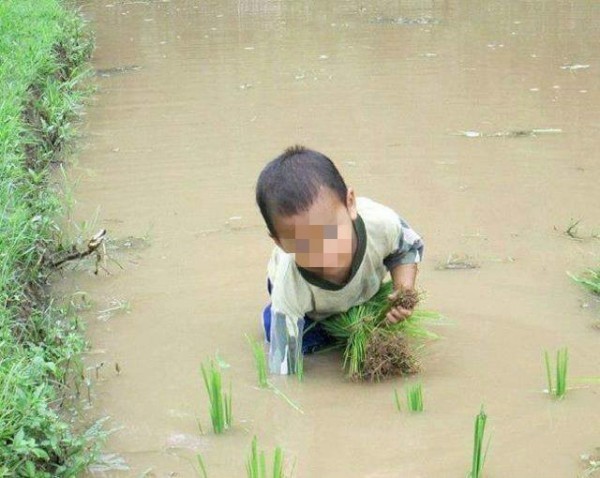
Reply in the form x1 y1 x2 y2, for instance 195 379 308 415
385 289 414 323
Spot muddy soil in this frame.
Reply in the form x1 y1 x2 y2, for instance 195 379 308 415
58 0 600 476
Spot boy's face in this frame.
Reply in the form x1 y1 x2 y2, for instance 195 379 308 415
271 187 358 273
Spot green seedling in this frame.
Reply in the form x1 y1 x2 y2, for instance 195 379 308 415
406 383 424 412
321 281 440 380
246 436 287 478
296 353 304 382
196 454 208 478
571 268 600 295
544 347 569 398
247 336 269 388
469 406 490 478
200 360 232 434
393 388 402 411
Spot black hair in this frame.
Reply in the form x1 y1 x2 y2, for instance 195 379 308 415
256 145 348 237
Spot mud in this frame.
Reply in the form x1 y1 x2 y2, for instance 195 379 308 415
56 0 600 476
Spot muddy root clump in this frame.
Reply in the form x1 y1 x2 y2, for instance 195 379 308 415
389 287 421 311
359 330 420 382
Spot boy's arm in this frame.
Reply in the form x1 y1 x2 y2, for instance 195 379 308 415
268 308 304 375
390 262 418 291
383 216 424 323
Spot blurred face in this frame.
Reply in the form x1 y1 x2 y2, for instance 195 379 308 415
272 187 358 274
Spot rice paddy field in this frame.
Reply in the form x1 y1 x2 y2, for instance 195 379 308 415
52 0 600 476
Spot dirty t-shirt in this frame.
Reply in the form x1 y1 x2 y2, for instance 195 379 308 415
266 197 424 375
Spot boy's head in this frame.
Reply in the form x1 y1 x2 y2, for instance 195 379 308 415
256 145 357 271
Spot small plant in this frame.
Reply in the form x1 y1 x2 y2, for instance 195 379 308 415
200 360 232 434
247 336 269 388
544 347 569 398
406 383 424 412
196 454 208 478
571 267 600 296
469 406 490 478
246 436 287 478
393 388 402 411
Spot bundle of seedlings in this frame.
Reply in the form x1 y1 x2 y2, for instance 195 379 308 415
321 281 439 381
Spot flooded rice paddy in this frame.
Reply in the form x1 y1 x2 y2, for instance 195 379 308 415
58 0 600 476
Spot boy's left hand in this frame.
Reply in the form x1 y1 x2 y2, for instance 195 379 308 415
385 290 414 323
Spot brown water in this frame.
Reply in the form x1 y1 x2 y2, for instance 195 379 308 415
59 0 600 476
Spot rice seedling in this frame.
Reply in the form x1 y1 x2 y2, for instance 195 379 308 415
544 347 569 398
393 388 402 411
246 436 287 478
321 281 440 380
468 406 489 478
571 267 600 296
406 382 424 412
196 454 208 478
247 335 269 388
200 360 232 434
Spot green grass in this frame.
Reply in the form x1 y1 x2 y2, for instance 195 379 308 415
321 281 439 379
406 383 424 412
0 0 101 474
246 436 287 478
247 336 269 388
544 347 569 399
468 407 490 478
200 360 233 434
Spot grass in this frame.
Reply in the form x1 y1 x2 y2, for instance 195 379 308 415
406 383 424 412
246 436 287 478
468 407 490 478
544 347 569 399
247 335 269 388
0 0 103 474
321 281 439 380
200 360 233 434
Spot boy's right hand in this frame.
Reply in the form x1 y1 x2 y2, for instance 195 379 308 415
385 290 414 323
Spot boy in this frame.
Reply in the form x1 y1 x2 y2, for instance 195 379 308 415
256 146 424 375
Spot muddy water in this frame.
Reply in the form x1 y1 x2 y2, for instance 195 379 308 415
60 0 600 476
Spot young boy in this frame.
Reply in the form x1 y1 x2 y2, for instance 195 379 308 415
256 146 424 375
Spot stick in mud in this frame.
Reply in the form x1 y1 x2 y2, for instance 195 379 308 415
50 229 108 274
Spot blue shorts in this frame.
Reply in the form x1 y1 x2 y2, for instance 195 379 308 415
262 280 334 354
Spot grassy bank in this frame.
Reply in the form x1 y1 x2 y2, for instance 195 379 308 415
0 0 100 475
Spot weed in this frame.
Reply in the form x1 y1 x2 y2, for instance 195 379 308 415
0 0 101 472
